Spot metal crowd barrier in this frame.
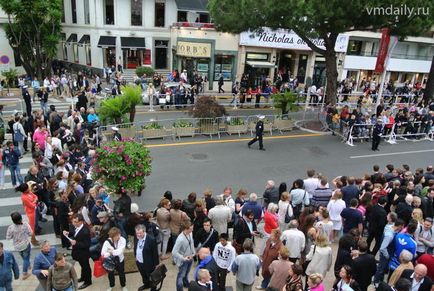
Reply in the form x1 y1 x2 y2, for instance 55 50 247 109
99 114 296 143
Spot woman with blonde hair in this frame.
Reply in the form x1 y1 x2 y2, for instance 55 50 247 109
156 198 171 260
258 228 283 289
411 208 424 224
305 233 333 278
278 191 293 231
306 273 325 291
269 246 293 291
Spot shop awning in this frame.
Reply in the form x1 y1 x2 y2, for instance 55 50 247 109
97 36 116 48
66 33 77 44
175 0 208 12
78 35 90 46
121 37 146 49
246 61 277 68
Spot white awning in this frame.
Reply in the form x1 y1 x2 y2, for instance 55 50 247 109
246 61 277 68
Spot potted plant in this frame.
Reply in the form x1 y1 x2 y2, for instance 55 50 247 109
274 115 294 133
271 91 300 116
142 121 167 140
173 119 195 139
226 117 247 136
188 96 226 137
249 117 273 136
99 97 130 125
92 140 152 194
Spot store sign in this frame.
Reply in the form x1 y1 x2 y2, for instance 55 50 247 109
177 41 211 58
240 28 349 53
0 55 10 73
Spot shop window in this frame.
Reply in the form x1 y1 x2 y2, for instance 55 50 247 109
84 0 90 24
347 40 362 55
61 33 68 61
73 43 79 63
105 0 115 25
214 55 233 81
71 0 77 23
155 0 165 27
177 11 187 22
85 44 91 66
131 0 142 26
246 53 269 61
155 40 168 69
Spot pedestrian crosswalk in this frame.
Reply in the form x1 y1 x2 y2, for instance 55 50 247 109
0 155 60 252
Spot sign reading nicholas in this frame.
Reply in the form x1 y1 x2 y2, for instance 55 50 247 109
240 28 349 53
177 41 211 58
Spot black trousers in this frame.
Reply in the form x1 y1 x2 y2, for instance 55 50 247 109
367 231 382 256
216 266 228 291
248 135 263 149
136 261 156 291
77 257 92 284
372 135 380 150
108 260 126 288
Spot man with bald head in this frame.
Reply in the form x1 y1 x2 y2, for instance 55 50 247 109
263 180 279 207
193 248 218 291
400 263 433 291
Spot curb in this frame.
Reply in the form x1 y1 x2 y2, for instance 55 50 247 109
294 120 331 135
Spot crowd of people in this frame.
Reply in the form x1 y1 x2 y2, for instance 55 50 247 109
1 144 434 291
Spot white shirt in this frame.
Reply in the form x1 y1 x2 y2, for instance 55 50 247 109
304 177 320 199
281 229 305 258
102 236 126 263
51 137 63 152
220 194 235 213
135 234 147 263
327 199 346 221
212 242 236 270
277 200 293 224
74 223 84 237
410 272 424 291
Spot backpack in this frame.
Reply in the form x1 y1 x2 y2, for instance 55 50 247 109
292 191 307 219
14 124 24 142
146 221 162 245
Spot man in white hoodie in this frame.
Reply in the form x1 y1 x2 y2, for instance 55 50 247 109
212 233 236 291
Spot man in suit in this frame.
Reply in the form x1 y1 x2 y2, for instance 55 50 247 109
247 115 265 150
367 196 388 256
63 214 91 289
134 224 159 291
189 269 212 291
352 239 377 291
400 263 433 291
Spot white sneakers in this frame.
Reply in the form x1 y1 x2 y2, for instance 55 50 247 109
106 288 112 291
122 288 128 291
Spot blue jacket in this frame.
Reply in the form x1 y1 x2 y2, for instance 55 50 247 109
241 201 263 220
32 247 57 278
389 233 417 270
0 251 19 286
2 148 21 167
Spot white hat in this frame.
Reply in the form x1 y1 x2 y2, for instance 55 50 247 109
131 203 139 214
258 115 265 120
111 126 119 131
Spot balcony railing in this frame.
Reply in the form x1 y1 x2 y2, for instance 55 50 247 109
346 51 432 61
172 22 215 29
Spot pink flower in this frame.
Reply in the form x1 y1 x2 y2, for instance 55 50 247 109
121 176 127 181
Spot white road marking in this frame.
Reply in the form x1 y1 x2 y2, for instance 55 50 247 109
350 149 434 159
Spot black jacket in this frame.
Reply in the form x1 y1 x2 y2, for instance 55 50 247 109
263 186 279 205
396 202 413 225
400 269 433 291
352 253 377 291
69 224 91 261
194 228 219 251
255 121 264 136
368 204 387 234
133 235 159 274
234 217 257 245
188 281 210 291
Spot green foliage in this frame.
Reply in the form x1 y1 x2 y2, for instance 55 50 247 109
135 66 155 77
143 121 163 130
0 0 63 79
173 120 193 128
272 91 301 115
92 141 152 194
227 117 245 126
189 96 226 119
99 97 130 125
208 0 434 105
1 69 18 88
121 85 142 109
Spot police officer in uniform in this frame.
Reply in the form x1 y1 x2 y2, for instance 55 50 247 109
372 118 383 151
248 115 265 150
112 127 122 141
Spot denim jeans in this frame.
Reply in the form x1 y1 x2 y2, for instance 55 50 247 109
159 228 171 256
115 217 128 243
176 260 192 291
51 287 73 291
260 276 270 289
374 252 389 283
19 243 31 273
9 164 23 186
0 166 5 187
0 281 13 291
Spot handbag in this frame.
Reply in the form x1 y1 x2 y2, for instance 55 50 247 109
150 264 167 291
93 257 107 277
14 126 24 142
102 239 119 272
284 203 292 223
302 245 316 275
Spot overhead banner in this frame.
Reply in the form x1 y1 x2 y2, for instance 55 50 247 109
240 28 349 53
374 28 391 73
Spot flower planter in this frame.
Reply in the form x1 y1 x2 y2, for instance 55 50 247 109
174 126 195 139
142 128 168 140
274 119 294 133
227 124 247 136
249 122 273 136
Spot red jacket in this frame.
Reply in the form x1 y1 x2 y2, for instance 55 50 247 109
263 210 278 234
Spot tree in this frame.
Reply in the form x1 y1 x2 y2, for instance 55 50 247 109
0 0 63 80
99 97 130 125
121 85 142 122
209 0 434 105
272 91 300 116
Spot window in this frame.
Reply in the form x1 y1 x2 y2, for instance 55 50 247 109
131 0 142 26
84 0 90 24
61 0 65 23
177 11 187 22
85 43 91 65
73 43 79 63
155 40 168 69
246 53 269 61
155 0 165 27
347 40 362 55
61 33 68 60
214 55 233 81
71 0 77 23
105 0 115 25
198 13 209 23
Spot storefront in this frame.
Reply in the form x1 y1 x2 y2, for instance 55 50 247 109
97 36 116 68
120 37 147 69
238 28 349 88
